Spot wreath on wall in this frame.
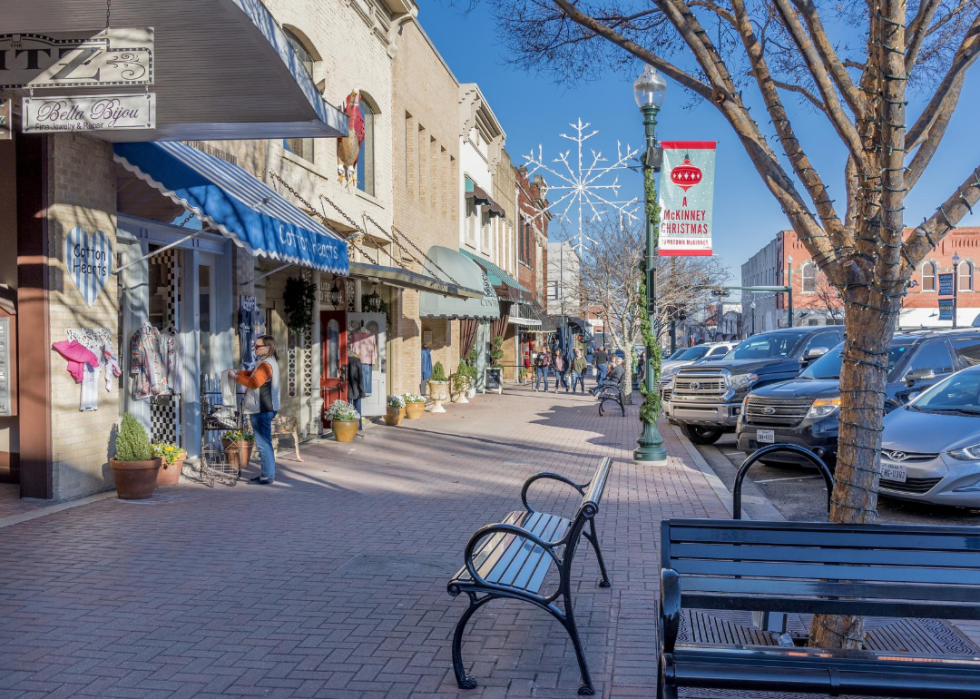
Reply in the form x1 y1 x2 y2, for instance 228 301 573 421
283 276 318 335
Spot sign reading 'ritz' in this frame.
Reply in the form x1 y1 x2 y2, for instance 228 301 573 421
658 141 717 257
0 28 153 89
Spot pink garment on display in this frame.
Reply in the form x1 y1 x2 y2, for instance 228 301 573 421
351 330 377 365
52 340 100 383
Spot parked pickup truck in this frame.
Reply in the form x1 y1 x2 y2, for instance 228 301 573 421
669 326 844 445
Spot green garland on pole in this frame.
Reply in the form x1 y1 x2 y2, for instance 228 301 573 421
638 166 662 426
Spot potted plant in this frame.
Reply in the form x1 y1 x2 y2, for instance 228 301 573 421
403 393 425 419
152 442 187 487
221 429 254 470
325 400 360 442
385 394 406 426
428 361 449 413
110 413 161 500
465 350 480 398
451 368 470 403
486 336 505 395
518 368 529 384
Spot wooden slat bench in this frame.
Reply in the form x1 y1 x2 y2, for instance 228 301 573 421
658 518 980 698
448 457 613 696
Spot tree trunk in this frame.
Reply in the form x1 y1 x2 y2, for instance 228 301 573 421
623 351 634 405
809 292 894 650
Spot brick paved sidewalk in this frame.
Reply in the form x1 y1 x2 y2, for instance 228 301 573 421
0 386 728 698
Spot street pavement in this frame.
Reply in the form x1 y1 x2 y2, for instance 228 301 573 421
0 385 728 698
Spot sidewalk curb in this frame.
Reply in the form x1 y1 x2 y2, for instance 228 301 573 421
0 490 117 529
671 424 740 519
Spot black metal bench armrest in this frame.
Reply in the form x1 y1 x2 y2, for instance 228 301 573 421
463 523 564 589
520 472 588 512
660 568 681 654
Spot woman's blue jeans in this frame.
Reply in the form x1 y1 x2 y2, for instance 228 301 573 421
250 411 277 481
535 367 549 391
570 372 585 393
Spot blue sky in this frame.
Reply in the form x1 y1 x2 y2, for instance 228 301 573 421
417 1 980 284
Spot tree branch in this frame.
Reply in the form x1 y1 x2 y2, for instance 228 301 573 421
688 0 737 26
791 0 868 120
906 72 965 190
903 163 980 269
772 79 827 112
905 0 943 73
907 13 980 151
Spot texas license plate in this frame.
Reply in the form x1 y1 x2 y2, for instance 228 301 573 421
757 429 775 444
881 463 907 482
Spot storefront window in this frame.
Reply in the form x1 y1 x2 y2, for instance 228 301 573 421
327 319 340 378
357 99 376 196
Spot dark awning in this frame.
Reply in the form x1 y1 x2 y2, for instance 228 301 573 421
419 246 499 320
349 261 483 299
459 249 530 302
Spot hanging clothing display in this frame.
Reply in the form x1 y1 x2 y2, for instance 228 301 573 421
130 324 183 400
421 347 433 383
238 296 266 369
347 355 367 431
52 340 99 383
161 331 183 395
351 330 377 365
52 336 123 411
102 341 122 392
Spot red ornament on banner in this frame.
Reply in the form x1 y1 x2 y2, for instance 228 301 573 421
669 154 702 206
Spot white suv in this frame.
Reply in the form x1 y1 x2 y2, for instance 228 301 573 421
660 342 737 418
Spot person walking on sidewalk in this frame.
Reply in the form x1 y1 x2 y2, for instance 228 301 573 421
230 335 280 485
553 347 569 392
534 347 551 392
570 349 587 394
594 346 609 384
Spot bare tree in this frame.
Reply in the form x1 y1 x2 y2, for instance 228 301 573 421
484 0 980 649
579 218 728 399
815 273 846 324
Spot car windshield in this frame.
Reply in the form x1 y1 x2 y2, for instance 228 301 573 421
800 341 913 380
666 349 686 361
678 346 710 361
910 368 980 415
728 332 808 360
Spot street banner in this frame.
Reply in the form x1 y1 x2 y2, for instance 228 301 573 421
23 93 155 133
939 272 954 296
658 141 716 256
0 29 153 89
939 298 954 321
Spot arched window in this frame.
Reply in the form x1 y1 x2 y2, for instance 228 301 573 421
801 262 817 293
960 261 974 291
922 261 936 291
283 29 316 162
357 97 376 196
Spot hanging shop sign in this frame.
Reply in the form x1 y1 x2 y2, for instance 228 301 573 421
939 297 954 321
0 28 153 89
23 93 154 133
0 99 10 140
65 226 113 307
938 272 954 297
658 141 717 257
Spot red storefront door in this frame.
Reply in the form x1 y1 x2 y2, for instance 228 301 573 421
320 310 348 426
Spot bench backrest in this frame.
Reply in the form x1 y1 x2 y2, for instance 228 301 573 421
662 518 980 621
562 457 613 575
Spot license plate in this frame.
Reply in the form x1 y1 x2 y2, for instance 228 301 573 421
757 429 775 444
881 463 907 482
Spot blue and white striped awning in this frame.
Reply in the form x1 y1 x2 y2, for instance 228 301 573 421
113 142 349 275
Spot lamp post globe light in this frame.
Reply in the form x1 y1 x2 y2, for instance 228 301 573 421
633 64 669 463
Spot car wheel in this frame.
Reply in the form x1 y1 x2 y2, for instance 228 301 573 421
681 424 723 445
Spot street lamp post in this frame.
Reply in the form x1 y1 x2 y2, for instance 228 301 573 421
787 255 794 328
750 300 756 336
633 65 668 463
953 251 961 328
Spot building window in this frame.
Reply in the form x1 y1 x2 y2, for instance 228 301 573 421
922 261 936 292
282 29 316 163
960 261 974 291
357 98 376 197
801 262 817 293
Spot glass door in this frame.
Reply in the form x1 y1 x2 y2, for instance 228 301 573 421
349 312 386 417
320 310 348 425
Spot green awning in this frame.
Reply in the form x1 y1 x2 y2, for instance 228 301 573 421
459 249 530 302
420 246 500 320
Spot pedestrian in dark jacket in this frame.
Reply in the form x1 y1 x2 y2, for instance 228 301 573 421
553 349 569 391
594 346 609 384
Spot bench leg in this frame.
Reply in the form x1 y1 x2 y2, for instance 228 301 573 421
452 593 491 690
584 520 611 588
657 655 677 699
292 431 304 462
560 595 594 696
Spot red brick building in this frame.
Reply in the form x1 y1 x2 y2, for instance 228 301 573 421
742 227 980 332
514 167 551 360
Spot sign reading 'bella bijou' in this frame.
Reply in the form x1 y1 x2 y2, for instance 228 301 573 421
0 28 153 89
23 93 155 133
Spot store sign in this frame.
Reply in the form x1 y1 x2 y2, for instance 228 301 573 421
939 273 954 297
65 226 113 307
658 141 717 257
0 99 10 140
0 28 153 88
939 298 954 321
23 93 154 133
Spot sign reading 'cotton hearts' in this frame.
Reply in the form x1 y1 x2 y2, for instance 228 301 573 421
65 227 112 307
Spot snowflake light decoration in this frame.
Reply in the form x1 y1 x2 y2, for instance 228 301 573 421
523 118 641 254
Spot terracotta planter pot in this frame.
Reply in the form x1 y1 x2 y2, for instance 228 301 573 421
384 407 404 426
156 455 186 487
222 440 254 469
333 419 359 442
110 458 162 500
405 402 424 419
